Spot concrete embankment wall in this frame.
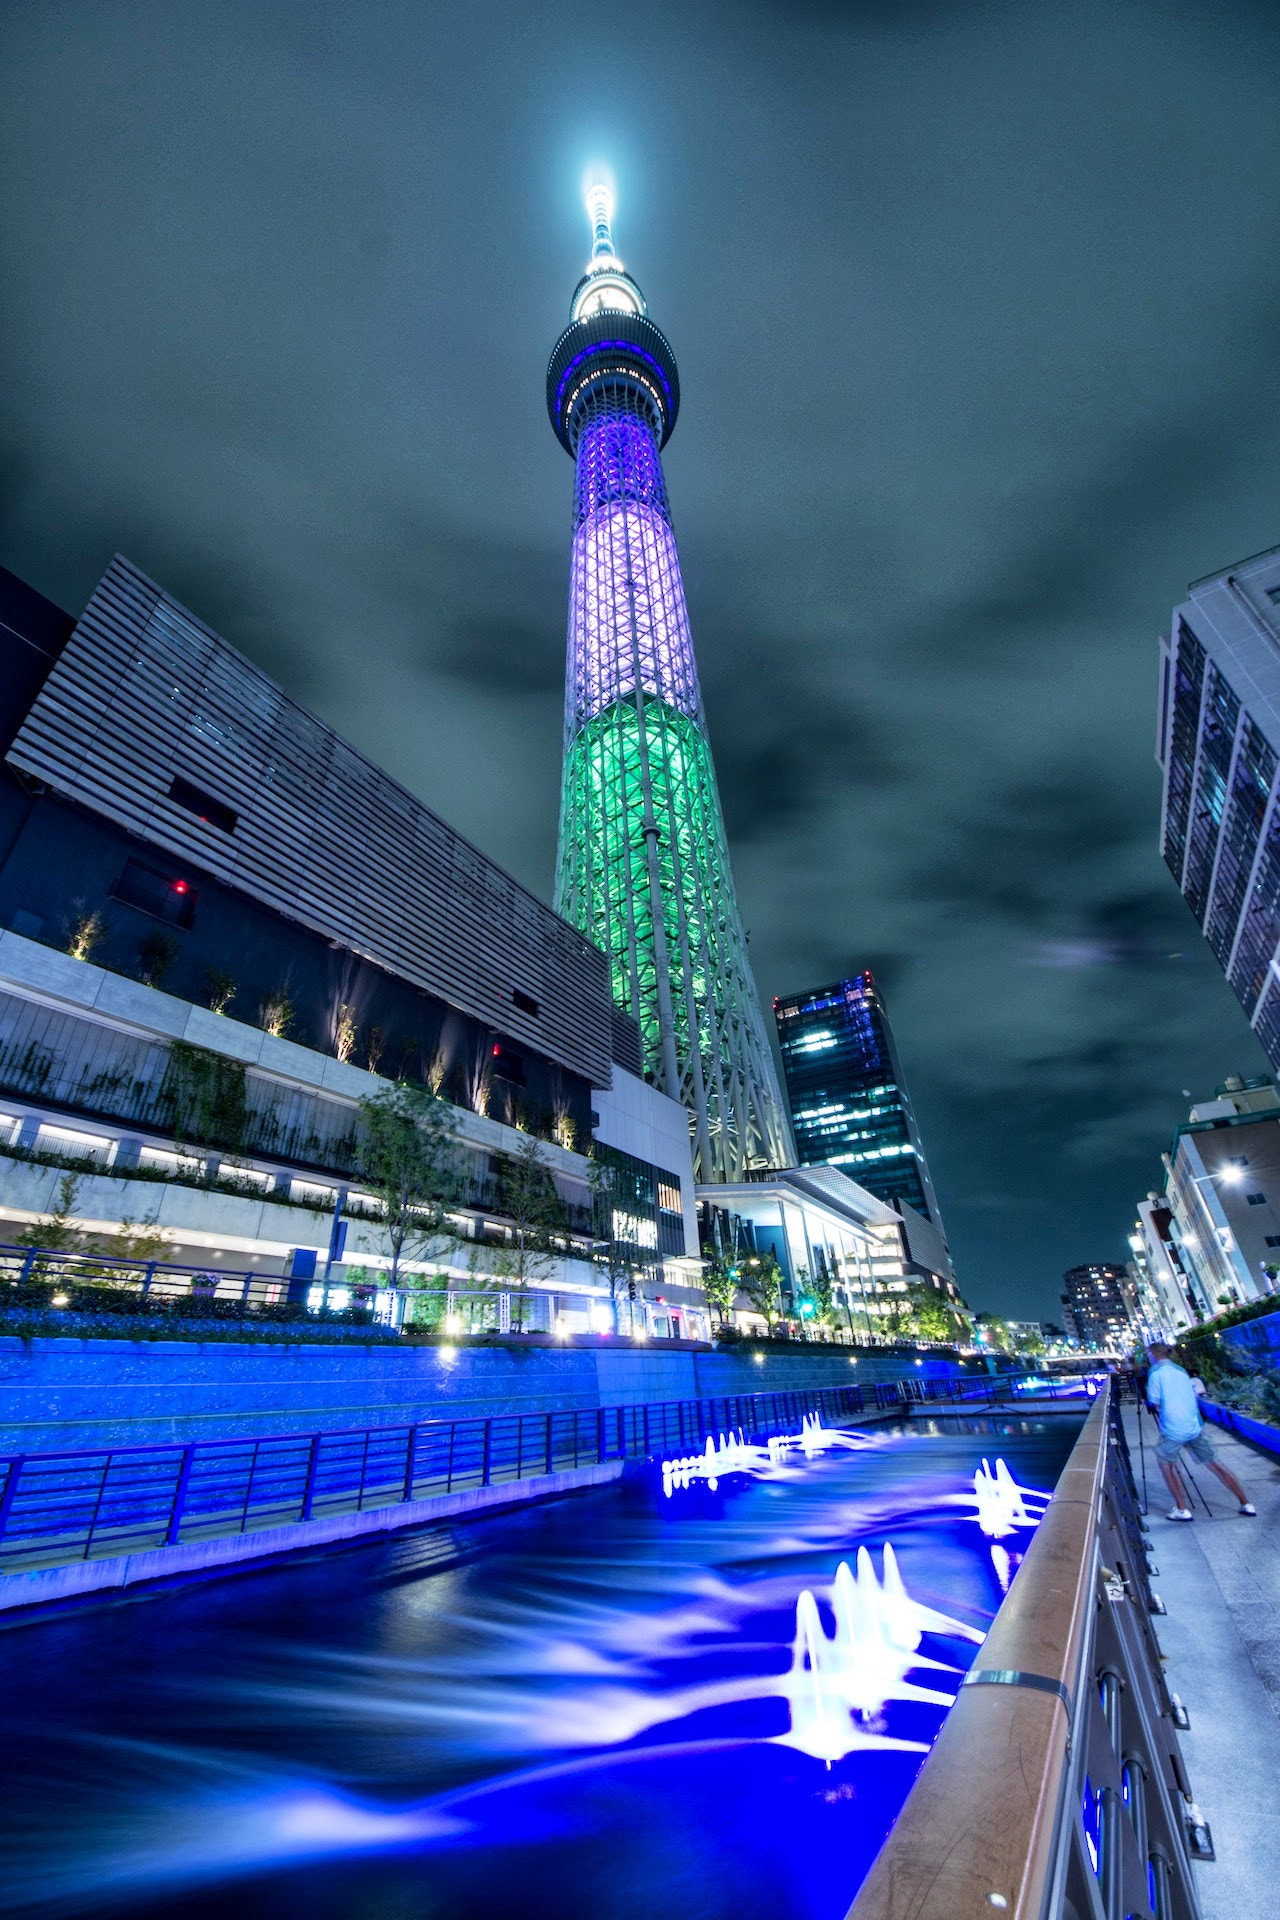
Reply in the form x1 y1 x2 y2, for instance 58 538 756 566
0 1337 969 1453
1222 1309 1280 1368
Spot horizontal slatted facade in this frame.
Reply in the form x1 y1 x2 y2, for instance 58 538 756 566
7 557 613 1086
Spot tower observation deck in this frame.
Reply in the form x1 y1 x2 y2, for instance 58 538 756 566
548 183 793 1180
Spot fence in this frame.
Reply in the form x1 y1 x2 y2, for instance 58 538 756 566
848 1382 1203 1920
0 1370 1052 1576
0 1244 588 1334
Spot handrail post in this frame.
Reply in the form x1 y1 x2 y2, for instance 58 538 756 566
0 1455 25 1543
166 1444 195 1545
545 1411 553 1476
19 1247 35 1286
482 1418 493 1487
300 1433 321 1520
402 1425 418 1503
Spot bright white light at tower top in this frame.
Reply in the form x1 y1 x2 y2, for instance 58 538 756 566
585 179 616 256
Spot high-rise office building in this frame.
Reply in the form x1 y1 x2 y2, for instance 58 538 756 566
1060 1263 1136 1352
773 972 945 1228
1158 545 1280 1064
548 185 792 1183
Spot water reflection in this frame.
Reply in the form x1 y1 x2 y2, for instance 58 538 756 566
0 1422 1071 1920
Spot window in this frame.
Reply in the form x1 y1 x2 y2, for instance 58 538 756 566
110 859 197 928
1267 584 1280 605
511 989 539 1017
1229 1154 1250 1167
1246 1192 1267 1205
1266 1235 1280 1248
490 1043 525 1086
168 775 237 834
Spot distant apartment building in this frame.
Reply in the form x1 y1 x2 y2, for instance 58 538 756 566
773 972 954 1292
1157 544 1280 1064
1060 1263 1136 1352
1160 1076 1280 1312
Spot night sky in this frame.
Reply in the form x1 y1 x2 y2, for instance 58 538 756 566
3 1 1280 1318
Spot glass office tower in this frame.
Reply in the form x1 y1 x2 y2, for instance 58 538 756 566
547 184 792 1181
773 971 944 1225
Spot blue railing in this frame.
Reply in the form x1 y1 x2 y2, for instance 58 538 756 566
0 1371 1054 1574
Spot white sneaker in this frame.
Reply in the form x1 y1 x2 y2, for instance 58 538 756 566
1167 1508 1194 1522
1239 1503 1257 1517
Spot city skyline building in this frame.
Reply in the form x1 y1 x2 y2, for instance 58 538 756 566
773 972 946 1229
547 185 792 1182
1158 543 1280 1063
1059 1263 1136 1352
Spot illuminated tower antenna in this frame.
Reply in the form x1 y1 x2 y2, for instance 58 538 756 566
548 181 793 1179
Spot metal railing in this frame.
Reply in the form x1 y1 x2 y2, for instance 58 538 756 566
0 1245 599 1334
847 1381 1203 1920
0 1371 1054 1576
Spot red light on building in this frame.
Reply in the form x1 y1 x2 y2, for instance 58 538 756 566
172 880 188 894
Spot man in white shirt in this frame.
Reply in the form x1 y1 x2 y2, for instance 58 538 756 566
1146 1343 1255 1521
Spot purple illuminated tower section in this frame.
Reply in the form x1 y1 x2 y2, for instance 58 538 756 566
548 184 792 1180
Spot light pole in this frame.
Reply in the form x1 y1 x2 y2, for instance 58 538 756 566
1179 1166 1247 1312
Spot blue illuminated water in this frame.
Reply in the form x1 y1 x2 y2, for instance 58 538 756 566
0 1416 1077 1920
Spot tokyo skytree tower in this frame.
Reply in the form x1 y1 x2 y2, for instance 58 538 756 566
547 183 793 1180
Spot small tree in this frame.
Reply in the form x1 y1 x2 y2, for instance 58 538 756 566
589 1157 640 1332
492 1135 566 1295
357 1083 461 1289
796 1263 835 1335
700 1253 740 1327
740 1252 785 1329
17 1173 88 1256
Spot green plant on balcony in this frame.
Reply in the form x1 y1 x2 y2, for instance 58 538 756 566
205 968 237 1015
333 1004 358 1064
66 905 106 963
260 988 294 1039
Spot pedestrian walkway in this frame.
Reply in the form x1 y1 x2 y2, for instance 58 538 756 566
1121 1401 1280 1920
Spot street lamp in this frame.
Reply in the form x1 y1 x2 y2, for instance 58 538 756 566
1181 1167 1247 1309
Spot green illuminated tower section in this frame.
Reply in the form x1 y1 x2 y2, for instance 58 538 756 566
547 185 792 1180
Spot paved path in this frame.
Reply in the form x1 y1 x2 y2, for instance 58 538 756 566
1122 1401 1280 1920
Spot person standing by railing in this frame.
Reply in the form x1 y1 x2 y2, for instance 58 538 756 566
1146 1342 1256 1521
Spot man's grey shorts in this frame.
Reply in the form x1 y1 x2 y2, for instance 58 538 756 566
1156 1428 1215 1466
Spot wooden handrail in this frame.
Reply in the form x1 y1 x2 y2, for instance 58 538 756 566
846 1387 1110 1920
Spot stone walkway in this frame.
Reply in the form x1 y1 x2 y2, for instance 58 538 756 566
1122 1402 1280 1920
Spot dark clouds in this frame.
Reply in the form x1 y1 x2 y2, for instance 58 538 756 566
2 0 1279 1314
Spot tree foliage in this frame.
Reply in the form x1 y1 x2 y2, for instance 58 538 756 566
491 1135 566 1292
739 1253 785 1327
357 1083 461 1287
589 1157 641 1330
700 1254 740 1326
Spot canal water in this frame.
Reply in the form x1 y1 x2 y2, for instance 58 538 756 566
0 1414 1077 1920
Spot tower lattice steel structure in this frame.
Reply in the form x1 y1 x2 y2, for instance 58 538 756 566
548 185 793 1180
